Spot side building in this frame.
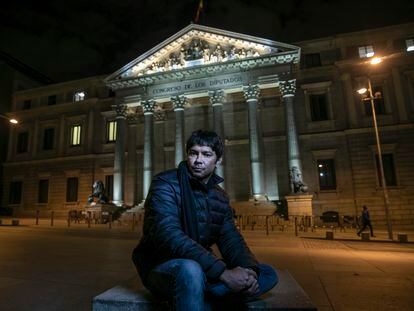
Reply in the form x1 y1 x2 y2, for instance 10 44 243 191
0 52 52 215
3 77 116 217
2 23 414 228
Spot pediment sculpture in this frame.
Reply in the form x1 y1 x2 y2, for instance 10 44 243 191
124 38 264 78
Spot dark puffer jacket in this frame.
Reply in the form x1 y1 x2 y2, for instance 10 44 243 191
132 167 258 286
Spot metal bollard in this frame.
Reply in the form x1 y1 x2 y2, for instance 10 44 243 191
50 211 54 226
109 214 112 229
326 231 334 240
36 210 40 225
87 211 91 228
295 217 298 236
132 213 136 231
265 216 269 236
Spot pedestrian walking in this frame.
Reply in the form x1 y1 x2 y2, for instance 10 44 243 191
357 205 375 237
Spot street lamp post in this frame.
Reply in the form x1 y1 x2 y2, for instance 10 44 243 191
357 77 393 240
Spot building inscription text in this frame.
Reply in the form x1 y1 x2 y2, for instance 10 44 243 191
150 75 243 96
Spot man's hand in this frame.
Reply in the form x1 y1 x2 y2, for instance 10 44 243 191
219 267 259 295
241 274 259 296
241 268 259 296
244 268 258 280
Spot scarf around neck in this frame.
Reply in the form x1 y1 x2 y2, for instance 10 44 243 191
177 161 200 243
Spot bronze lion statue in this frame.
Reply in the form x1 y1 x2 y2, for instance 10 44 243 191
88 180 109 204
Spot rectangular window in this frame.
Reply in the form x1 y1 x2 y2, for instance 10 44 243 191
309 94 329 121
9 181 22 204
375 154 397 186
74 91 86 102
43 128 55 150
346 46 359 59
106 121 117 142
406 39 414 52
17 132 29 153
66 177 78 202
364 85 385 116
48 95 57 105
320 49 341 64
70 125 82 146
303 53 321 68
23 100 31 110
317 159 337 190
105 175 114 202
38 179 49 203
359 45 374 58
108 89 116 97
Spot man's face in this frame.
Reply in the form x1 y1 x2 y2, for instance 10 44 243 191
187 145 221 183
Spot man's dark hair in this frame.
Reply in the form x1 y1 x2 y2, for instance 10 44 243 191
186 130 224 159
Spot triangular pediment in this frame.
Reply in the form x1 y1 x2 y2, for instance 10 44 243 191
106 24 300 84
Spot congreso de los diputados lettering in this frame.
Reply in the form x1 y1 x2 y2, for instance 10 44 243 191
2 23 414 229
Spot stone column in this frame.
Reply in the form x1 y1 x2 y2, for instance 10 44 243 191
171 95 187 167
112 104 128 206
154 110 167 173
142 100 157 199
126 119 137 206
243 85 266 200
209 90 225 186
280 79 307 194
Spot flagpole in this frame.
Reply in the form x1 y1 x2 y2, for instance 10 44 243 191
194 0 204 24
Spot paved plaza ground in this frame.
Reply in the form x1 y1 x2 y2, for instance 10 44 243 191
0 218 413 311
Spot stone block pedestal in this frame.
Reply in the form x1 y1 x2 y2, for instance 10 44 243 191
285 194 314 217
92 269 317 310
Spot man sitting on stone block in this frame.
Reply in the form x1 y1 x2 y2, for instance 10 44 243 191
132 130 278 310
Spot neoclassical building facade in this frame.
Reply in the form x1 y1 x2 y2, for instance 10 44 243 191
2 23 414 228
105 24 302 205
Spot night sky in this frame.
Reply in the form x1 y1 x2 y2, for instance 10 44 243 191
1 0 413 82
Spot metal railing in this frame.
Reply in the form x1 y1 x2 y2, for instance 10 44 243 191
2 210 359 236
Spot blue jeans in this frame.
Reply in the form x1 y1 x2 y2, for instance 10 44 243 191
145 259 278 311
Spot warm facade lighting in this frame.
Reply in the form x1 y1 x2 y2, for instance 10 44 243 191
10 118 18 124
357 88 368 95
406 39 414 51
370 57 382 65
